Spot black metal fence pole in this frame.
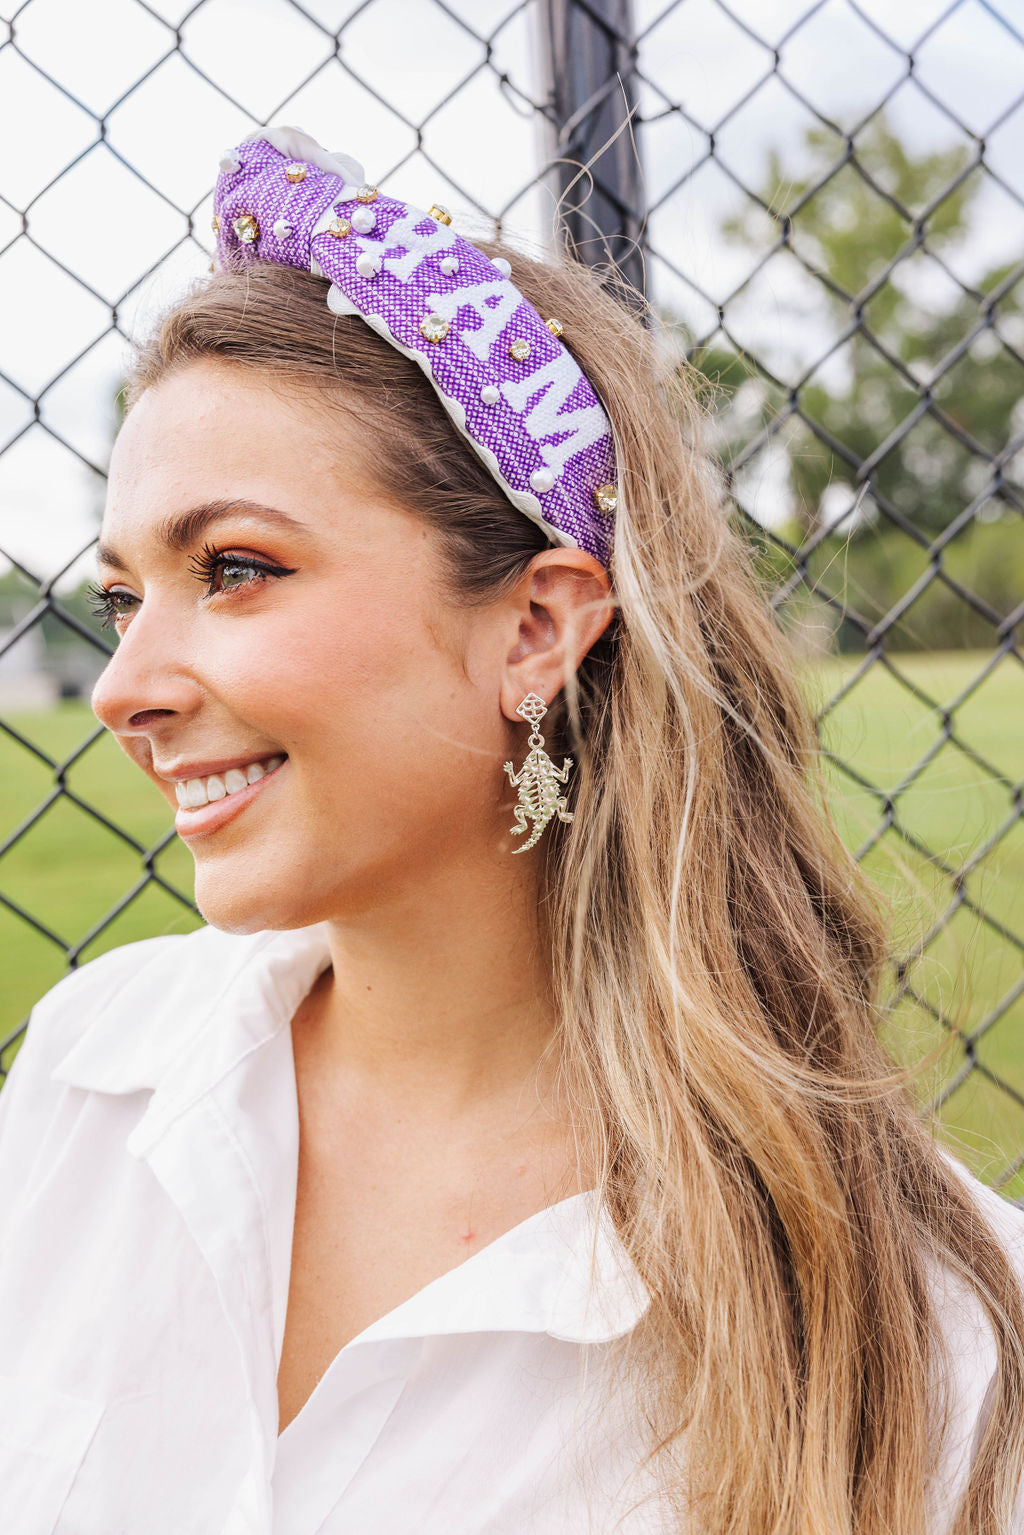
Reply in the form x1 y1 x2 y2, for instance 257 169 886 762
539 0 646 300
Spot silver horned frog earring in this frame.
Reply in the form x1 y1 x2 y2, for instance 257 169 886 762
503 692 575 854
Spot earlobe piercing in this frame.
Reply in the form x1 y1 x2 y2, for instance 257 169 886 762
502 693 574 854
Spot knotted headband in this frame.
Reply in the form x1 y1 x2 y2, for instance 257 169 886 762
210 125 618 567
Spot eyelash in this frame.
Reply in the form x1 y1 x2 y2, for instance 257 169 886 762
85 542 298 630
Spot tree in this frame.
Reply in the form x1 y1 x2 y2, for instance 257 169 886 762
680 110 1024 651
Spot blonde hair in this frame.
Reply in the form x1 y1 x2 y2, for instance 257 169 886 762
124 250 1024 1532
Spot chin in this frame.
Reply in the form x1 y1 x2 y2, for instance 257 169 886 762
188 831 415 932
191 869 327 936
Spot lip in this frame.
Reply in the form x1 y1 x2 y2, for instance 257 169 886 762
174 757 288 839
157 751 286 783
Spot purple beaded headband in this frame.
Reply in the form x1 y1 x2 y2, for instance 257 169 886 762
210 126 618 567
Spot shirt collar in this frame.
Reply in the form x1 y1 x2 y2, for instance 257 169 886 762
50 921 334 1113
49 921 651 1345
349 1189 651 1346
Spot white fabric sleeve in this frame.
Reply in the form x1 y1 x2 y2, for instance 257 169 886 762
928 1148 1024 1533
0 940 174 1192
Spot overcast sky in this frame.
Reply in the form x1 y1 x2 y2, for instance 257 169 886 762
2 0 1023 588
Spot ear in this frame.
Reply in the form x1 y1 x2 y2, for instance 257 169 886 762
499 547 614 724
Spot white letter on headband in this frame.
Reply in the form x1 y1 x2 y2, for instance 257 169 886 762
211 125 618 566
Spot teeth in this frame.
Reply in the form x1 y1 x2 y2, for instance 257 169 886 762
185 779 207 809
175 755 284 810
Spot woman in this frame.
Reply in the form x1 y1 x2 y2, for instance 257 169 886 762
1 124 1022 1534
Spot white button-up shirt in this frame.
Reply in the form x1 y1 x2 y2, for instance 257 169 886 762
0 921 1022 1533
0 922 664 1535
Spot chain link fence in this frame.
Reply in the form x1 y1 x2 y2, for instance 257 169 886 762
2 0 1022 1185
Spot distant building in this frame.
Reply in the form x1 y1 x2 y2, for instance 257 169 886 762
0 603 106 712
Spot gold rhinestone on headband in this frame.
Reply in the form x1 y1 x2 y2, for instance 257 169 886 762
420 313 451 342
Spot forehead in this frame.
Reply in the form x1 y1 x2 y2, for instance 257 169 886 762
100 360 417 572
107 361 343 512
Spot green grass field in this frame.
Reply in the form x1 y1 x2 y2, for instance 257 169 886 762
2 650 1022 1186
808 651 1024 1184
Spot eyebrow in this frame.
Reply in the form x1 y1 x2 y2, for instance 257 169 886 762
95 499 312 573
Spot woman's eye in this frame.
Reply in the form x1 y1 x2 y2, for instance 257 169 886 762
190 544 298 595
216 560 263 592
85 584 139 630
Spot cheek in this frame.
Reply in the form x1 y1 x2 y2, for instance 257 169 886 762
209 592 468 766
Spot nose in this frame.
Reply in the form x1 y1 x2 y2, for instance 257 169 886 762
90 606 204 740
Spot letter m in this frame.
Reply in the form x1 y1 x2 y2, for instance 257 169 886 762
502 354 608 476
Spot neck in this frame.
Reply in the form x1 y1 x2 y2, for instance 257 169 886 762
303 852 559 1115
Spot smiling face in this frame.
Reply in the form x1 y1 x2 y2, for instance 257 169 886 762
91 359 517 933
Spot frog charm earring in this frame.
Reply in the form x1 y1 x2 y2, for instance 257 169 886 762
503 693 574 854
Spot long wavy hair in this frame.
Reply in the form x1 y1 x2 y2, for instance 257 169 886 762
122 244 1024 1533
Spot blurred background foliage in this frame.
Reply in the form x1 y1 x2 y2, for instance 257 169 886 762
681 109 1023 655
